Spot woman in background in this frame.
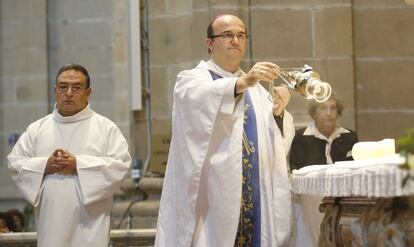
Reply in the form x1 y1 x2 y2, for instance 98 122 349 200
290 93 358 170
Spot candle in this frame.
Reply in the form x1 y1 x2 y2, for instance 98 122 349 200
352 139 395 160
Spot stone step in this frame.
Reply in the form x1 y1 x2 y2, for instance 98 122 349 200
112 216 158 229
120 176 163 200
112 176 163 230
0 230 156 247
112 200 160 217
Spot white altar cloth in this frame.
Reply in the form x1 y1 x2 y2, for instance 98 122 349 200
291 154 414 197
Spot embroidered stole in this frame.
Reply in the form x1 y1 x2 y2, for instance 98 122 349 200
208 70 261 247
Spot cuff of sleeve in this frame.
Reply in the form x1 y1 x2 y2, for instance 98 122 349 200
220 78 237 115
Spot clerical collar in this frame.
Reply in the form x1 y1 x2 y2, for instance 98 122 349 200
53 104 94 123
205 59 243 78
303 121 349 142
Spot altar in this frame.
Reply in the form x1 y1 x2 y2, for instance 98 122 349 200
291 155 414 246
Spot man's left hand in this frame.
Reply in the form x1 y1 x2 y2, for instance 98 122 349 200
53 149 77 175
272 86 291 117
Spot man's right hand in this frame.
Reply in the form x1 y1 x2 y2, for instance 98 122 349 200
235 62 280 94
44 149 77 176
45 149 63 175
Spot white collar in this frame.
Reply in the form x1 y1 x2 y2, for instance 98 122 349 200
53 104 94 123
204 59 243 78
303 121 349 142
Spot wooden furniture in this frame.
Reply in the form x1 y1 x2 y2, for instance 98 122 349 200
291 156 414 246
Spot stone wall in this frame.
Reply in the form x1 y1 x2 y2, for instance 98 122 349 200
46 0 132 135
140 0 358 172
353 1 414 140
139 0 414 171
0 1 3 200
0 0 132 210
1 0 413 210
0 0 49 209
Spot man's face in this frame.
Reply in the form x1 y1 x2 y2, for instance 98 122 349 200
206 15 247 67
313 98 339 135
55 69 91 117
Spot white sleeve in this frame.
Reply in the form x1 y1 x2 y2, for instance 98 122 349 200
7 124 46 206
75 123 131 205
282 110 295 154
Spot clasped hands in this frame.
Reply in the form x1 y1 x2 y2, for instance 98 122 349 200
235 62 291 117
45 149 77 176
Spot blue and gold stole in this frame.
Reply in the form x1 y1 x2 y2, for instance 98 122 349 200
208 70 261 247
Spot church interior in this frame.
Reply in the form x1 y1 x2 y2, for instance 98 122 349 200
1 0 414 246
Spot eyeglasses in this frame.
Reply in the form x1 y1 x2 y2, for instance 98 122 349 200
56 84 86 94
209 32 248 42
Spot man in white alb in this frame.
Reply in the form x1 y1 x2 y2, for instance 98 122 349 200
8 63 131 247
155 14 295 247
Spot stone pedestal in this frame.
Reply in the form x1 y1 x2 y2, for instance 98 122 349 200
318 196 414 247
291 158 414 247
0 229 156 247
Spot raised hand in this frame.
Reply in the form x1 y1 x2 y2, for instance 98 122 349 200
235 62 280 94
272 86 291 117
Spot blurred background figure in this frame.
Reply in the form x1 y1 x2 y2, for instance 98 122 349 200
289 92 359 170
6 209 25 232
0 212 15 233
0 213 10 233
288 93 359 247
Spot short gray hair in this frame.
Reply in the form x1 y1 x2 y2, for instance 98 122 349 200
307 92 344 117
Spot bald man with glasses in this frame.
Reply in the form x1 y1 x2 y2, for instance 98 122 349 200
155 14 295 247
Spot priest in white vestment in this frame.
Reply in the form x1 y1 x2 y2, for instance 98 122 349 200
7 64 131 247
155 14 295 247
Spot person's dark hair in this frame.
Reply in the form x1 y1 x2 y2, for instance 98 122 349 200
7 209 25 232
0 212 16 232
207 15 227 40
307 92 344 117
55 63 91 88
